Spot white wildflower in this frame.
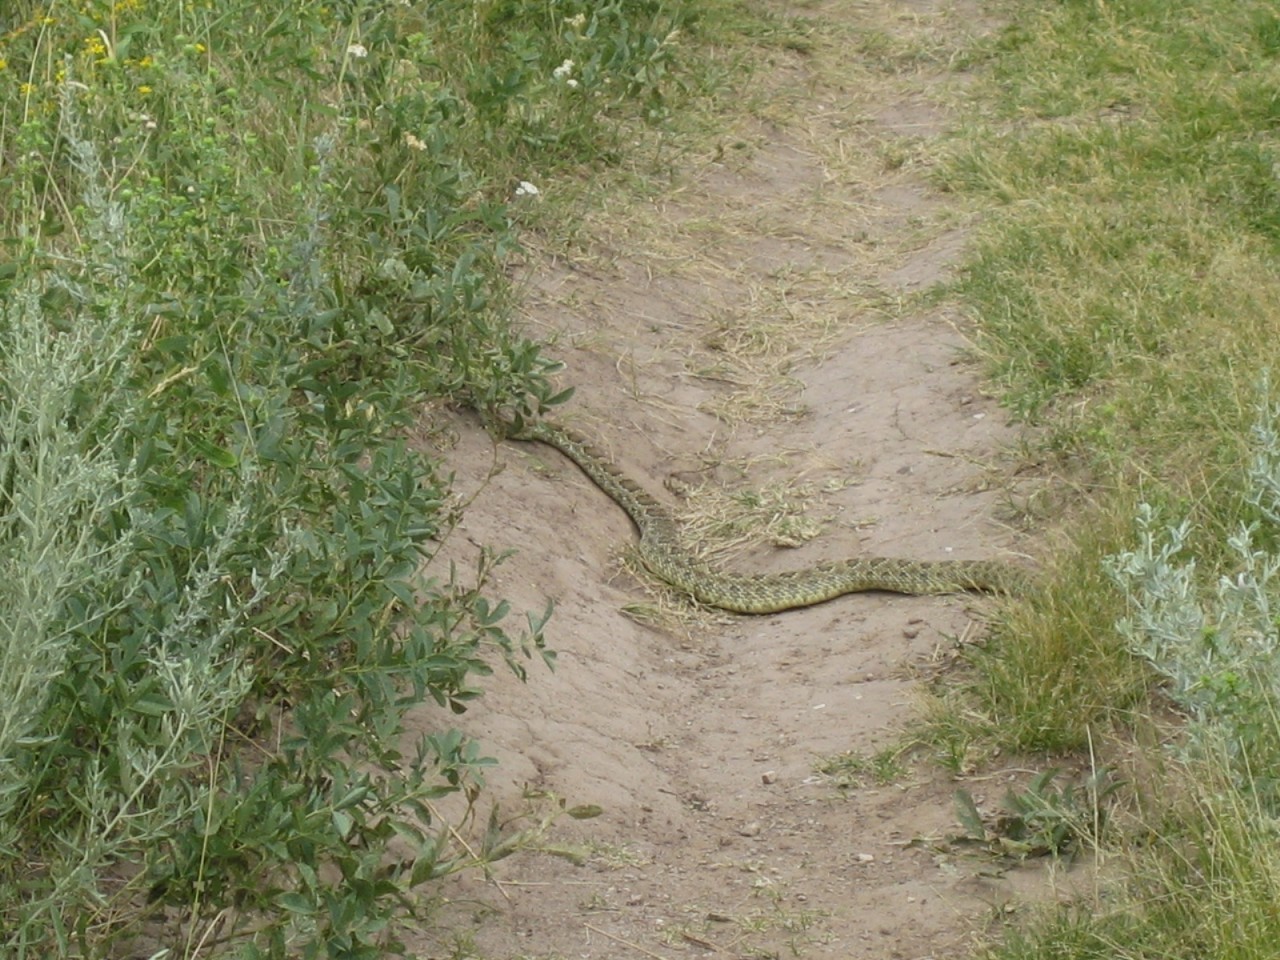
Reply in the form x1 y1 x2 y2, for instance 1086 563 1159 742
552 58 575 81
567 13 587 30
514 180 540 198
403 132 427 151
347 43 368 59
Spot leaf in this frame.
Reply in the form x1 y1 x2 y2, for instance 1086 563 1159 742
334 784 370 811
953 789 986 841
481 805 503 858
996 837 1037 858
544 386 576 408
537 843 589 865
1028 767 1060 796
189 434 239 469
566 804 603 820
275 891 315 914
409 845 440 888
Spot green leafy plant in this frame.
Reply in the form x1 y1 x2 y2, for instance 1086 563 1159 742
0 0 790 951
954 767 1120 860
0 0 719 953
1106 377 1280 805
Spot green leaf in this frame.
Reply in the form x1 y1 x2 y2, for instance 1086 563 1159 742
189 434 239 469
275 891 316 914
409 841 440 888
131 692 174 717
335 784 370 811
953 789 986 841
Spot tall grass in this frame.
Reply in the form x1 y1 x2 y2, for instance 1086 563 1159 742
0 0 727 954
935 0 1280 751
933 1 1280 957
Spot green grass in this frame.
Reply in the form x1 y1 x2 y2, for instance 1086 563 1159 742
929 1 1280 957
933 0 1280 752
0 0 745 955
10 0 1280 954
927 510 1148 759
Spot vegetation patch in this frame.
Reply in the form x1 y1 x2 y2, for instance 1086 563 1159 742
0 0 728 954
935 1 1280 956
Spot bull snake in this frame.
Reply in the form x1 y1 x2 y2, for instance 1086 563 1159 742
512 419 1024 613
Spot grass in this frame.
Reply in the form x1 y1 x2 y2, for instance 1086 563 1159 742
8 0 1278 953
0 0 751 955
813 745 909 789
921 1 1280 957
922 0 1280 753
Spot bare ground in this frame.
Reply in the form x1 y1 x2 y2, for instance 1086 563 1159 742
405 2 1086 957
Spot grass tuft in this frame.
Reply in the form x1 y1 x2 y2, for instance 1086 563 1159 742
939 1 1280 955
0 0 739 953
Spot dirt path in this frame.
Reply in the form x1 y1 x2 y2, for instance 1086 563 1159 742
408 2 1067 957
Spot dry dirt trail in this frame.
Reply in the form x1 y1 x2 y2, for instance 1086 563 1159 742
407 1 1072 957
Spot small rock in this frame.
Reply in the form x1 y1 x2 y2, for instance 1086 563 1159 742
761 770 777 785
855 853 875 863
738 821 762 837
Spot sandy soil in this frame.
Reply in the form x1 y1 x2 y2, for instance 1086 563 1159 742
404 2 1081 957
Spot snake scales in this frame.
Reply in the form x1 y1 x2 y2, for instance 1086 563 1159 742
513 420 1024 614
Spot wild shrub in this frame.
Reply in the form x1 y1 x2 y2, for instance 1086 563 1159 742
0 0 711 954
1107 379 1280 802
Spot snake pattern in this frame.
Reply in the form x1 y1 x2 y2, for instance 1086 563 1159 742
513 419 1025 614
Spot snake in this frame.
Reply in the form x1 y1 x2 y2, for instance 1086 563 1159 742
511 419 1025 614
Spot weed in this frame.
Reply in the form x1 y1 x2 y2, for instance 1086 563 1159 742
954 767 1121 861
1106 379 1280 805
936 3 1280 953
814 745 909 789
0 0 719 954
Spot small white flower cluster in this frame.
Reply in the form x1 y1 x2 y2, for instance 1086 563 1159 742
347 43 368 59
514 181 540 198
566 13 587 30
552 58 578 88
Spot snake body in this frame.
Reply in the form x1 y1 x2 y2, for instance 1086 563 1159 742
515 420 1023 613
